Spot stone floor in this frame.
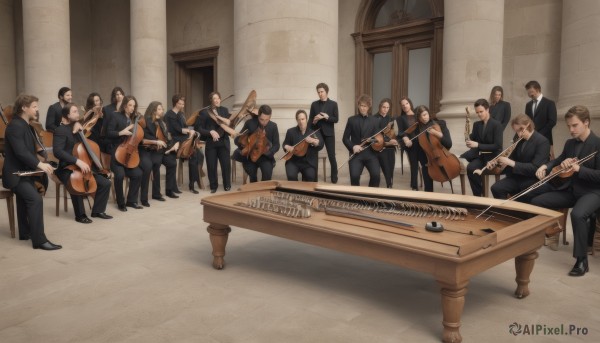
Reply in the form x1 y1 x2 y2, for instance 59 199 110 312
0 161 599 343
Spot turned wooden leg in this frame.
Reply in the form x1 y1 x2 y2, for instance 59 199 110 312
207 224 232 270
514 250 539 299
438 280 468 343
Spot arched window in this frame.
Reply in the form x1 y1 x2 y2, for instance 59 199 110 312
353 0 443 114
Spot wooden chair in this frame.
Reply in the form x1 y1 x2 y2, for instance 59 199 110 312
230 156 248 185
318 152 327 182
177 158 205 190
51 175 69 217
0 189 15 238
481 172 502 198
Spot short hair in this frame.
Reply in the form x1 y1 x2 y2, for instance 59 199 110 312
474 98 490 110
110 87 125 105
378 98 392 111
489 86 504 103
357 94 372 108
58 87 71 99
144 101 163 123
565 105 591 125
399 96 414 114
510 113 534 131
172 93 185 107
258 104 272 116
85 92 103 111
61 103 78 120
14 94 39 117
295 109 307 120
525 80 541 91
208 91 221 103
316 83 329 94
119 95 138 116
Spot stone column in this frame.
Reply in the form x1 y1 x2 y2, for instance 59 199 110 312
437 0 505 154
0 0 17 105
558 0 600 125
233 0 339 131
22 0 70 123
130 0 167 111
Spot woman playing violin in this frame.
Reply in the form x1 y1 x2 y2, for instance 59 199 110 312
53 103 113 223
139 101 179 205
282 109 324 182
396 97 419 190
530 106 600 276
83 92 105 144
374 98 398 188
400 105 452 192
105 95 143 211
489 114 549 202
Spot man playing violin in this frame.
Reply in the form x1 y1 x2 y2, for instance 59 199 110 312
374 98 398 188
2 94 61 250
234 105 280 183
489 114 550 201
309 83 339 183
530 105 600 277
400 105 452 192
461 98 503 197
53 103 112 223
342 94 383 187
282 109 324 182
139 101 179 205
196 91 232 193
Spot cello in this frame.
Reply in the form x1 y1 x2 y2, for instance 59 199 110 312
65 129 111 196
115 113 144 168
417 121 461 186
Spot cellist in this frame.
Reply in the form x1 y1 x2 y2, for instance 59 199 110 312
282 109 323 181
105 95 143 211
53 103 112 223
400 105 452 192
233 105 280 182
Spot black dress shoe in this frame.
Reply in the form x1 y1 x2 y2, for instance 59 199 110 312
569 257 589 276
33 241 62 251
224 186 231 191
189 188 199 194
166 192 179 199
126 202 144 209
210 189 217 194
91 212 113 219
75 216 93 224
19 235 30 241
141 201 151 207
331 175 338 184
152 196 166 201
173 189 182 194
118 204 128 212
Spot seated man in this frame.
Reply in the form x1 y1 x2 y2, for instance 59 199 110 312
282 110 324 181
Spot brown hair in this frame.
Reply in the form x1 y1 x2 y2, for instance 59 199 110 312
415 105 437 123
525 80 541 91
316 83 329 93
144 101 163 123
171 93 185 107
295 109 307 120
61 103 78 120
110 87 125 105
258 104 272 116
208 91 221 103
564 105 591 125
357 94 372 115
510 113 534 132
474 98 490 110
399 96 414 115
14 94 39 117
119 95 138 118
489 86 504 104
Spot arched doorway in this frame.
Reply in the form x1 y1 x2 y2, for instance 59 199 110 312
353 0 444 114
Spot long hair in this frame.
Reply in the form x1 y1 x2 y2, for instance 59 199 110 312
110 87 125 105
119 95 138 119
85 92 103 111
489 86 504 105
415 105 437 124
144 101 163 123
356 94 372 115
399 96 414 115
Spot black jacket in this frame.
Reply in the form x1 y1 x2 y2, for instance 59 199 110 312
2 117 42 189
234 117 280 160
195 106 231 149
105 112 131 152
165 109 188 143
525 96 557 145
52 124 78 169
342 114 383 157
45 102 62 132
505 131 550 177
308 99 339 137
282 126 324 169
461 118 503 162
490 100 511 131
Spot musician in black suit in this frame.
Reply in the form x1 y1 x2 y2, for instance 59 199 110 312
53 103 112 223
489 86 511 131
342 94 383 187
100 87 125 153
196 92 232 193
233 105 280 182
44 87 72 132
396 97 418 190
139 101 179 206
165 94 202 194
2 94 60 250
525 80 557 156
489 114 550 201
308 83 339 183
531 105 600 277
105 95 143 211
401 105 452 192
373 98 398 188
460 99 503 196
282 109 324 182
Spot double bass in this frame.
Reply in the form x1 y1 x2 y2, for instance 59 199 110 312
416 121 461 185
115 113 144 168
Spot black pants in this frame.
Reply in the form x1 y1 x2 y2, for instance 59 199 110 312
140 149 178 201
12 178 48 246
377 148 395 188
531 189 600 258
161 153 177 195
206 145 231 191
491 176 537 201
110 151 142 206
416 150 434 192
285 159 317 182
56 170 111 218
323 134 338 181
404 146 419 190
243 155 274 182
349 152 380 187
466 157 486 196
185 149 204 189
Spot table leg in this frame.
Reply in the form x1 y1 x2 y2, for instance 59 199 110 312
438 280 468 343
207 224 232 270
514 250 539 299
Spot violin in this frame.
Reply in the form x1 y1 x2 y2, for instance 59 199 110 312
82 106 103 137
65 130 110 196
280 128 320 161
548 152 598 188
417 121 461 183
115 113 144 168
370 122 393 152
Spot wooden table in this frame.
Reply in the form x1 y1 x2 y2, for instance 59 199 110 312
201 181 562 343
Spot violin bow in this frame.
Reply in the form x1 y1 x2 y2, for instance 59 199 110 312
278 128 321 161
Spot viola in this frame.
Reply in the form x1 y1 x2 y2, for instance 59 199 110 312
280 128 320 161
82 106 103 137
65 130 110 196
417 121 461 183
115 113 144 168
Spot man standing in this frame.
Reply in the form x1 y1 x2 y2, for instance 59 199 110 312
308 83 339 183
525 80 557 157
45 87 72 132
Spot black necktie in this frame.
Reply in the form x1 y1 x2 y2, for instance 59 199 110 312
532 99 538 117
